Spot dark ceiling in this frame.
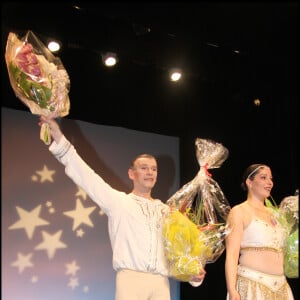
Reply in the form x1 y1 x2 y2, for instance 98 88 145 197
2 2 298 134
1 2 299 193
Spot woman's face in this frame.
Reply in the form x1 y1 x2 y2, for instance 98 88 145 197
247 167 273 199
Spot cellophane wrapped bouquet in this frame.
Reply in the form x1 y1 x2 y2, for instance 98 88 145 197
163 138 232 282
5 30 70 145
266 193 298 278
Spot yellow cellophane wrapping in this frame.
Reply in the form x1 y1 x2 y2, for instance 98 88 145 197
163 210 213 281
164 138 231 282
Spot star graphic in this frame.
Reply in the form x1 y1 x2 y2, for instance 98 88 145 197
36 165 56 183
65 260 80 276
11 252 34 274
45 201 53 207
9 205 49 239
63 199 96 231
75 186 87 200
45 201 55 213
31 276 38 283
31 175 38 182
68 277 79 290
35 230 67 259
48 207 55 214
83 285 89 293
76 228 85 237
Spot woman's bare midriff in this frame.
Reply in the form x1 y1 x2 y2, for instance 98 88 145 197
239 248 284 275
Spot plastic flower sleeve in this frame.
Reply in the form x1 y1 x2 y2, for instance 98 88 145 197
164 138 231 281
163 210 230 281
284 229 298 278
5 30 70 145
167 138 231 223
265 194 298 278
280 195 298 278
280 195 298 232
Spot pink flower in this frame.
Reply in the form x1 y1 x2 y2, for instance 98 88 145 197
15 43 41 77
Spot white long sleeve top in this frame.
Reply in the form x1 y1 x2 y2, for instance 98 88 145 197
49 135 170 276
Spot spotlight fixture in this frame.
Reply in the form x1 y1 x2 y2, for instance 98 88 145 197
47 39 62 53
253 98 261 106
102 52 118 67
169 68 182 82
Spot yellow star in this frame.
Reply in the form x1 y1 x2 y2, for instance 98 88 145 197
36 165 56 183
9 205 49 239
35 230 67 259
68 277 79 290
76 228 85 237
31 275 38 283
45 201 53 207
65 260 80 276
11 252 34 273
63 199 96 231
31 175 38 182
75 186 87 200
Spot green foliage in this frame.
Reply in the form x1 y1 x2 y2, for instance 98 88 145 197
9 62 52 109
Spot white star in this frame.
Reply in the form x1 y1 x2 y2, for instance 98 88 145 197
65 260 80 276
36 165 56 183
11 252 34 274
9 205 49 239
35 230 67 259
68 277 79 290
63 199 96 231
75 186 87 200
83 285 89 293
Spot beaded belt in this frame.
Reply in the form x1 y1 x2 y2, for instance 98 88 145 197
241 246 283 253
237 265 286 292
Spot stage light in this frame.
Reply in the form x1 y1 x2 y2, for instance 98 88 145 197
102 52 118 67
47 39 62 53
169 68 182 82
253 98 261 106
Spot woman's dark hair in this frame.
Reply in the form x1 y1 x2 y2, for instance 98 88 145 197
241 164 269 191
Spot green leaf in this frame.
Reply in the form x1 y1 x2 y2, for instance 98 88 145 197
8 62 52 108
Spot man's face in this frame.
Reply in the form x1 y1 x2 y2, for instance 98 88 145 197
129 157 158 191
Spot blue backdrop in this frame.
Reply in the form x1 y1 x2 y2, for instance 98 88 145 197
2 107 180 300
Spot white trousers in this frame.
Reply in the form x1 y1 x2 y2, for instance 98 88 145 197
115 269 170 300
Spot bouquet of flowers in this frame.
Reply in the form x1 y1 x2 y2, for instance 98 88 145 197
163 138 231 282
5 30 70 145
266 194 298 278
